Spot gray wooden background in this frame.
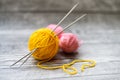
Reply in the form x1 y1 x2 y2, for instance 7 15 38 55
0 0 120 80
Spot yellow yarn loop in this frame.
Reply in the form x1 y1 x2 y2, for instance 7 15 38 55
28 28 59 60
37 59 96 75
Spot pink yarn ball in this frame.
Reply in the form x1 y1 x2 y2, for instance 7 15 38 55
59 33 81 53
47 24 63 38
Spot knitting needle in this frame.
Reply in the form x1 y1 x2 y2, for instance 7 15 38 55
10 48 37 67
10 13 86 67
56 14 87 36
10 3 83 67
51 3 79 32
10 3 79 67
19 51 33 67
10 14 86 67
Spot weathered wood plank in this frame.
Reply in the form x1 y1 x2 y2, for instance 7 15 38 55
0 61 120 80
0 0 120 13
45 74 120 80
1 29 120 43
0 13 120 30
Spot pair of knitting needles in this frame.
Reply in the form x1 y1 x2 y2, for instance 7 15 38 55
10 3 87 67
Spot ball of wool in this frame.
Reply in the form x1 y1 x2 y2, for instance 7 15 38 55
28 28 59 60
47 24 63 38
59 33 80 53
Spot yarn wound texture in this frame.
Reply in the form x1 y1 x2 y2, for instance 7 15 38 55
59 33 80 53
28 28 59 60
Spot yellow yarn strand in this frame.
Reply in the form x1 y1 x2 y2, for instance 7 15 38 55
37 59 96 75
28 28 59 60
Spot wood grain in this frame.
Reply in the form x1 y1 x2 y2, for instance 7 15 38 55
0 0 120 80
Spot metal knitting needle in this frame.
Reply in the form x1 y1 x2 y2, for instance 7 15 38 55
56 14 87 36
19 51 33 67
52 3 79 32
10 3 79 67
10 48 37 67
10 3 83 67
10 13 86 67
10 14 86 67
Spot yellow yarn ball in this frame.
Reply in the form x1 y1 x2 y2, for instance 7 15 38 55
28 28 59 60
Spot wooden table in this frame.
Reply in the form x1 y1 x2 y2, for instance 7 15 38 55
0 0 120 80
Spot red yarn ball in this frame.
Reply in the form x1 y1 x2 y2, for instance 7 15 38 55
59 33 82 53
47 24 63 38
